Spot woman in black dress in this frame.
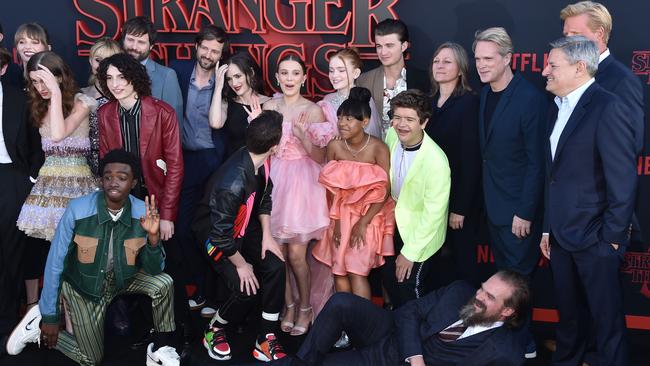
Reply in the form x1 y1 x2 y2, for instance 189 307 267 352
208 52 271 158
424 42 482 287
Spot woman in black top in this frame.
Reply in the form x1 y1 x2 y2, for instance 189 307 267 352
424 42 482 287
208 52 271 158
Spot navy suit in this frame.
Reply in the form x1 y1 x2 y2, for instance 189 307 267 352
596 54 644 153
478 73 547 275
268 282 523 366
544 83 636 366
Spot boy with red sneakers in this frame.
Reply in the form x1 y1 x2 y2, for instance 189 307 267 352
196 110 287 361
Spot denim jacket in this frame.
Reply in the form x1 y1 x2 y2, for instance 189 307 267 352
39 192 164 324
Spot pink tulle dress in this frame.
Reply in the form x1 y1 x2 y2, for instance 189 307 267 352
318 92 383 139
313 160 395 276
269 116 336 243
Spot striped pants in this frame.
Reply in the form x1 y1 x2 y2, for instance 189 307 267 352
56 271 175 366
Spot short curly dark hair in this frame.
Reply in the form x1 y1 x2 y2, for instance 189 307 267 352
96 53 151 100
389 89 432 123
100 149 141 179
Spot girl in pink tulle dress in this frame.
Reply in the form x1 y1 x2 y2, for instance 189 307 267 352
318 48 382 139
263 55 335 336
313 86 394 300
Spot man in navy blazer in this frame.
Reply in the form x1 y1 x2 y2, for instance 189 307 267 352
540 36 636 366
122 16 184 122
474 28 547 280
259 270 528 366
473 28 546 358
561 1 644 153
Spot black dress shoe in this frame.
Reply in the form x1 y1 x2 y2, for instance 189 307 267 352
130 327 155 350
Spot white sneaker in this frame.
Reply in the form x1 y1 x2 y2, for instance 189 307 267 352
6 305 42 355
200 306 216 318
146 342 180 366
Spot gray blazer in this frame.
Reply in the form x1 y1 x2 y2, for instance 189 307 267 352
145 59 183 121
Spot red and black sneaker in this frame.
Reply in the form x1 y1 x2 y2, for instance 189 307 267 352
203 326 231 361
252 333 287 362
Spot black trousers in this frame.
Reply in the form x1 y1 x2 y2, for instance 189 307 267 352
176 148 223 297
486 218 541 276
211 225 285 332
550 235 628 366
0 164 32 335
381 227 436 309
258 292 398 366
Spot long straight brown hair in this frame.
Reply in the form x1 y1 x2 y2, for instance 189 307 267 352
429 42 473 98
26 51 78 127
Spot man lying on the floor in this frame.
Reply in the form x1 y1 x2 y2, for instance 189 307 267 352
253 270 528 366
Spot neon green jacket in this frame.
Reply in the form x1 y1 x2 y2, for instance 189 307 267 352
386 128 451 262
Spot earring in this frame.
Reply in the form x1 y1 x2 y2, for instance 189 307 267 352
276 80 280 86
301 82 305 87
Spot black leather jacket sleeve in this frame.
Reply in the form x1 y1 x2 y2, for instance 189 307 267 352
258 177 273 216
208 188 243 258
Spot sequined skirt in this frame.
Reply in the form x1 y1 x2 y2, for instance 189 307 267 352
17 155 99 241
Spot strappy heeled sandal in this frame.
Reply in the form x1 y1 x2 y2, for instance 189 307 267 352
280 303 295 333
290 306 313 336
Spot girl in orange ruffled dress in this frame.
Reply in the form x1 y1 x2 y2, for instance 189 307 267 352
313 87 395 300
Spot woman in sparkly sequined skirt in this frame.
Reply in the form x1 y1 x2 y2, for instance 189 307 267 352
16 51 98 241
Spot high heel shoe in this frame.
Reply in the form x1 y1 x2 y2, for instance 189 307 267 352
280 303 295 333
290 306 313 336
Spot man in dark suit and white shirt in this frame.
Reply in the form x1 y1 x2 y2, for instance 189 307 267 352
540 36 637 366
260 270 528 366
0 47 43 353
561 1 644 152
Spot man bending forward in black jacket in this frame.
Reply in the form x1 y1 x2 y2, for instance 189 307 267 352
201 110 287 362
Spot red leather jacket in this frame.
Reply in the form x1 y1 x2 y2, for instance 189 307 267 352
98 96 184 221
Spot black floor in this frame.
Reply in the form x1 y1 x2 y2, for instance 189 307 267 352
1 310 649 365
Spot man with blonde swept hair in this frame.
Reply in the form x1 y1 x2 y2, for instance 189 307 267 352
560 1 644 153
473 27 547 359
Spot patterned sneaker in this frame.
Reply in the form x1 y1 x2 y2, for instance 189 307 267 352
6 305 42 355
202 326 231 361
252 333 287 362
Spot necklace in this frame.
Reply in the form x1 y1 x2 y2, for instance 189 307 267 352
344 134 371 158
401 134 424 150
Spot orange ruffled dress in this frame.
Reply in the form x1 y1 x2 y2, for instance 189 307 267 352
313 160 395 276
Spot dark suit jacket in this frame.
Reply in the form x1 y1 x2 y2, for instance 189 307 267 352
394 281 523 366
1 79 43 178
357 64 430 117
425 92 481 217
479 73 547 225
596 54 644 153
543 83 637 250
98 96 184 221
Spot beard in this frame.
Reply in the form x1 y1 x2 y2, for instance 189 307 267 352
126 48 150 62
198 56 217 71
458 298 503 327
